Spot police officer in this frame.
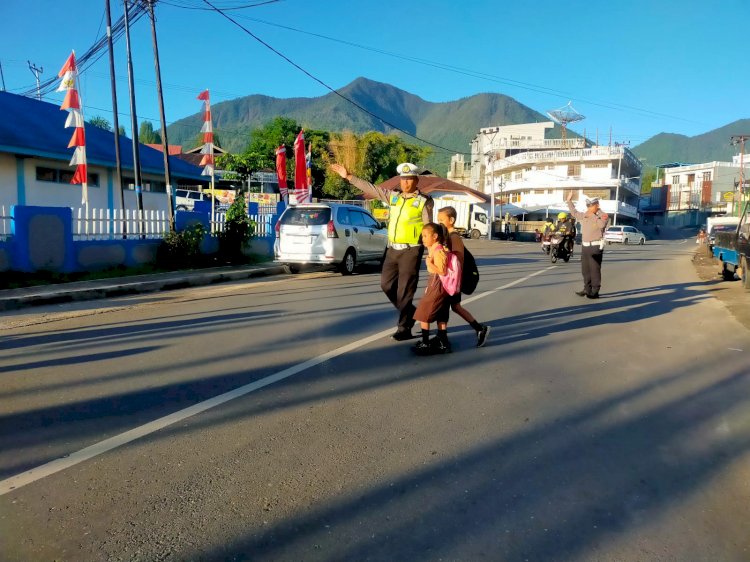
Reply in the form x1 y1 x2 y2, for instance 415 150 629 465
566 193 609 299
331 162 433 340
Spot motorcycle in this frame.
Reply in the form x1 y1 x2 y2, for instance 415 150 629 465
541 232 552 255
550 232 573 263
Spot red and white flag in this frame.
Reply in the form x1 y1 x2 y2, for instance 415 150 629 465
197 90 214 177
293 130 310 204
58 51 87 205
275 145 288 201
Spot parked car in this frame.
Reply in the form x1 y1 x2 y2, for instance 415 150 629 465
605 225 646 245
274 203 388 275
175 189 220 211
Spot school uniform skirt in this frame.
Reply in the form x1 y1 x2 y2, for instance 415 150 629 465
414 274 450 324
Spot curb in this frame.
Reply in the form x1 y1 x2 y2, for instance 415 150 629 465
0 265 288 312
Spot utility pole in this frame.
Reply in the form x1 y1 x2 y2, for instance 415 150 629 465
145 0 175 232
123 0 145 236
105 0 127 237
614 148 623 226
731 135 749 217
0 60 6 91
27 61 43 100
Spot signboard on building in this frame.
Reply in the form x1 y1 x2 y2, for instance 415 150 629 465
247 192 279 205
723 191 736 201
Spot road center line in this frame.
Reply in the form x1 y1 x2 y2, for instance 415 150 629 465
0 265 555 496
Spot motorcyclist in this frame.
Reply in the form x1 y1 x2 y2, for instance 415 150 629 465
541 217 555 253
554 212 576 254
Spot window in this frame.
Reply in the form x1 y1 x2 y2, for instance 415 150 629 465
280 208 330 226
337 208 351 225
36 167 57 182
36 166 100 187
567 164 581 177
361 213 380 229
514 172 522 180
672 175 680 185
547 165 555 170
703 172 711 182
349 211 366 226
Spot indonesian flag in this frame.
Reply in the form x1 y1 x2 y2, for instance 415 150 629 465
294 130 309 203
58 51 87 205
275 145 288 200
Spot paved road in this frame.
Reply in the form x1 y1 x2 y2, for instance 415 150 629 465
1 239 749 561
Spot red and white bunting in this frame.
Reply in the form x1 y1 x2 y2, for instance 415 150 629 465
197 89 214 177
58 51 87 205
275 145 288 201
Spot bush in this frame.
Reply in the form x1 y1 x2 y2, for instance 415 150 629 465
157 223 207 268
218 193 255 261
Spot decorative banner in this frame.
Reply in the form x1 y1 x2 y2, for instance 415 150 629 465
57 51 87 205
275 145 288 201
306 142 312 189
197 89 214 177
293 130 310 204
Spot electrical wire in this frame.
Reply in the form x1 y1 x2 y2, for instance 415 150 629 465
199 0 470 155
159 0 283 10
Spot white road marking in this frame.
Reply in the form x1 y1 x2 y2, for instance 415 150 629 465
0 266 555 496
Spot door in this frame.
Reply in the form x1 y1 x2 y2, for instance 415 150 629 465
348 210 373 258
360 210 388 257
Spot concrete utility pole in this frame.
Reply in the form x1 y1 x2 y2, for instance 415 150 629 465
0 60 6 91
731 135 749 217
27 61 43 100
105 0 127 237
145 0 176 232
123 0 145 236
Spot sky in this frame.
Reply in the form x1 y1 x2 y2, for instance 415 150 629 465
1 0 748 155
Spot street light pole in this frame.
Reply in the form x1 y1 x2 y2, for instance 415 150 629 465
614 149 622 226
488 151 494 241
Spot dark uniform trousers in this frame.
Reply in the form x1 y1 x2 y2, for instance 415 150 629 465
381 245 424 330
581 245 604 295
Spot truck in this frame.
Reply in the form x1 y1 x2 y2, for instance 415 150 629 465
712 202 750 288
433 200 489 239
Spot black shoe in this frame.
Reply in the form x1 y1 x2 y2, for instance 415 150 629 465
412 340 433 355
476 325 490 348
575 290 587 297
392 329 414 341
432 339 452 354
586 292 599 299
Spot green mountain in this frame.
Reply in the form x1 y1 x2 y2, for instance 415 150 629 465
166 77 559 174
632 119 750 166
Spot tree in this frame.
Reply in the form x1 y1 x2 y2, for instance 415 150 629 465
640 168 656 195
118 125 126 137
139 121 161 144
89 115 112 131
323 131 431 199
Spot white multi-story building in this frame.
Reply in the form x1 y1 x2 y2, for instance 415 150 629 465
469 122 642 222
645 156 750 222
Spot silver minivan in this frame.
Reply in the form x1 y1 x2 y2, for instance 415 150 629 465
274 203 388 274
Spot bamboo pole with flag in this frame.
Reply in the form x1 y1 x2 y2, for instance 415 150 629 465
197 89 215 230
275 145 288 203
57 51 88 207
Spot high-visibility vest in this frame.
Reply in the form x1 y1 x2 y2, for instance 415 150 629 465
388 192 428 244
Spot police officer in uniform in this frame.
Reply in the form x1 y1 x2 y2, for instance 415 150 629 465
331 162 433 340
566 193 609 299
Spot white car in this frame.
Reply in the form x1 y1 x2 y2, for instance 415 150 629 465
175 189 219 211
274 203 388 274
605 225 646 245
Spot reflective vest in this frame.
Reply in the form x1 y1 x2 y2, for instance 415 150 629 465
388 192 428 244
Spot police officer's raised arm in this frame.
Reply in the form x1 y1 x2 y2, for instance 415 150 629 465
330 163 389 204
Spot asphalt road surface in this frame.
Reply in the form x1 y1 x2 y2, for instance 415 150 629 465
1 238 749 561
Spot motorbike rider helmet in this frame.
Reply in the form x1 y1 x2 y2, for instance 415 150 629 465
557 212 568 220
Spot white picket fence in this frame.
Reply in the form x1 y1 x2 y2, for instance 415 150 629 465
0 205 280 241
73 208 169 240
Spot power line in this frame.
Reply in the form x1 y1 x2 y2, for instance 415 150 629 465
160 0 283 9
225 15 703 126
199 0 470 155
